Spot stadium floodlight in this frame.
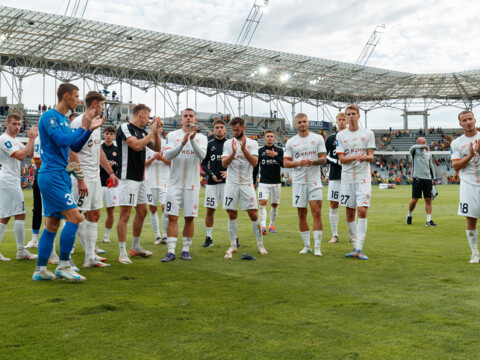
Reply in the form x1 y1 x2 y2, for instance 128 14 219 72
280 73 290 82
258 66 268 75
255 0 269 7
0 34 6 42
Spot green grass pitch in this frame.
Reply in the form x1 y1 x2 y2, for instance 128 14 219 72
0 185 478 359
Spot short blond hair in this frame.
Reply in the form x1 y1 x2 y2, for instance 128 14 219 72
336 112 346 119
294 113 308 121
345 104 360 115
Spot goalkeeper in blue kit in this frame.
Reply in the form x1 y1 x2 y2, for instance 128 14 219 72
32 83 105 283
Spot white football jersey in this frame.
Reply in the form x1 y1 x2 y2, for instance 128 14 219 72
222 137 259 185
451 132 480 186
145 146 170 188
71 114 101 180
335 127 375 184
0 133 24 187
284 132 326 184
34 136 42 159
165 129 207 189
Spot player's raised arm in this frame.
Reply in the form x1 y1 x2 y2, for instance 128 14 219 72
12 125 38 161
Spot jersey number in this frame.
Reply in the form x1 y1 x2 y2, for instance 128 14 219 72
65 194 74 206
225 197 233 206
295 195 300 204
340 195 350 205
460 203 469 214
147 194 153 203
129 194 135 204
331 191 339 200
77 196 85 207
205 197 215 207
258 192 263 199
166 202 172 212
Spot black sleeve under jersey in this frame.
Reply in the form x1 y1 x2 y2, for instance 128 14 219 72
325 134 342 180
203 139 227 185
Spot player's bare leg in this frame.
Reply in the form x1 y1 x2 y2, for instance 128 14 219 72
103 206 115 243
407 198 419 224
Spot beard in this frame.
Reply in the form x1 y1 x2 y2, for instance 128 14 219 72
235 130 244 139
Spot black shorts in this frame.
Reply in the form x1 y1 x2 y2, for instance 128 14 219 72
412 178 432 199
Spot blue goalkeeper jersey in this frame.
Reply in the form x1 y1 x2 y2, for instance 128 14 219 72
38 108 74 173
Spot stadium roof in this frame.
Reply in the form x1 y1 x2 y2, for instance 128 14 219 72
1 4 480 111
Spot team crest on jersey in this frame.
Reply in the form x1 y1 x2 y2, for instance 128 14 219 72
112 152 117 156
361 137 366 142
310 140 315 145
48 118 57 128
193 204 198 210
247 145 252 151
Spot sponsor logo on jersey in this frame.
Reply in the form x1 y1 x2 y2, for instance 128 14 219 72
293 143 301 147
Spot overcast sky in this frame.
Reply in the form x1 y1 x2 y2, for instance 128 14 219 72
2 0 479 129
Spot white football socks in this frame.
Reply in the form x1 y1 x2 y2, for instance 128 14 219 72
14 220 25 251
300 231 311 248
166 237 177 254
206 227 213 238
182 237 192 252
313 230 322 249
347 221 357 248
161 213 169 239
150 212 160 238
269 207 278 227
329 208 339 237
251 220 263 244
85 220 97 262
356 218 368 251
467 229 479 255
258 205 267 228
119 241 127 256
228 219 237 248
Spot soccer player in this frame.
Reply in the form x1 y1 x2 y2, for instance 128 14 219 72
116 105 162 264
145 142 170 245
70 91 119 268
25 135 42 249
406 137 437 226
451 110 480 263
336 104 375 260
0 113 38 261
201 119 228 248
253 129 284 235
325 112 347 243
100 126 119 243
284 113 326 256
222 117 267 259
161 108 207 262
32 83 104 282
